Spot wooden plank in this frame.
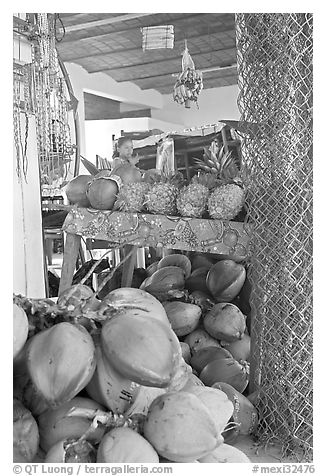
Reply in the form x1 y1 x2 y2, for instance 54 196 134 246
64 13 155 32
90 47 236 74
58 233 81 295
120 245 137 287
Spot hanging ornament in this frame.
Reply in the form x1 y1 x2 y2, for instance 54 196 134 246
173 41 203 109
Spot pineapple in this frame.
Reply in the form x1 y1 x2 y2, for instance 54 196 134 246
115 182 149 212
177 174 216 218
195 141 246 220
146 172 183 216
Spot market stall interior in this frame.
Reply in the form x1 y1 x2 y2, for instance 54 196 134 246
13 13 313 465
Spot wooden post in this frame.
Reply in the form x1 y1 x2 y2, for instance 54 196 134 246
184 151 190 181
221 126 229 153
58 233 81 295
120 244 137 287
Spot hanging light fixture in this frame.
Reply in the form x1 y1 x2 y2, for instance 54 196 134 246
141 25 174 50
173 40 203 109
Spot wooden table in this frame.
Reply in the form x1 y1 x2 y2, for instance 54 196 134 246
58 207 252 295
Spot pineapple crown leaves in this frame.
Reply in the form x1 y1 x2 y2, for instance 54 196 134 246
194 140 240 182
152 171 186 189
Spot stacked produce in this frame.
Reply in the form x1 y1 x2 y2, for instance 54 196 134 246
13 250 257 463
64 139 246 222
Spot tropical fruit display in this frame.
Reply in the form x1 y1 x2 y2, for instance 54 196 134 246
114 182 150 212
143 391 221 462
194 141 246 220
13 399 39 463
13 303 29 360
86 172 121 210
65 175 92 207
206 259 246 301
13 248 255 463
146 173 182 215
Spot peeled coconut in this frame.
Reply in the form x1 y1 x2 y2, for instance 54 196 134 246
13 398 39 463
143 391 220 462
180 342 191 364
185 386 234 435
199 443 251 463
97 427 159 463
38 397 106 452
13 304 29 360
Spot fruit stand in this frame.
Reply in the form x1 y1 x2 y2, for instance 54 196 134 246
13 13 313 466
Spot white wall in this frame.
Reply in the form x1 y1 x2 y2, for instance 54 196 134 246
13 35 46 297
152 84 240 127
85 117 185 166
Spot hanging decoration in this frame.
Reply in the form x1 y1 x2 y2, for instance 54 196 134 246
141 25 174 50
31 13 74 193
13 43 36 182
173 41 203 109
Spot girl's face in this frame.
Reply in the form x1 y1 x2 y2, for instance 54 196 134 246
118 140 133 160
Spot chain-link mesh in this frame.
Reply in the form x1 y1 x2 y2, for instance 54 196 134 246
235 13 313 461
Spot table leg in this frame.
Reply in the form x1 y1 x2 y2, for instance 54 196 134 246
121 244 137 287
58 233 81 296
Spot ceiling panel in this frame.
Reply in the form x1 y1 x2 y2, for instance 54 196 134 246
56 12 237 94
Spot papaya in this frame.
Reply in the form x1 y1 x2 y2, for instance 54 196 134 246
13 399 39 463
200 357 249 393
190 346 233 374
220 333 251 362
162 301 201 336
101 309 180 388
13 303 29 360
206 260 246 302
143 391 219 462
38 397 106 452
102 287 169 325
26 322 96 408
157 254 192 279
86 341 139 413
141 266 185 300
44 438 96 463
198 443 251 463
65 175 92 207
184 328 221 355
204 303 246 342
185 267 210 294
97 427 159 463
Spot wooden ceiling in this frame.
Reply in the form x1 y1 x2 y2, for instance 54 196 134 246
56 13 237 95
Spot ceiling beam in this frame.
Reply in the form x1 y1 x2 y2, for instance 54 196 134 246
59 22 235 62
131 66 237 87
59 13 226 44
87 46 236 75
64 13 155 33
